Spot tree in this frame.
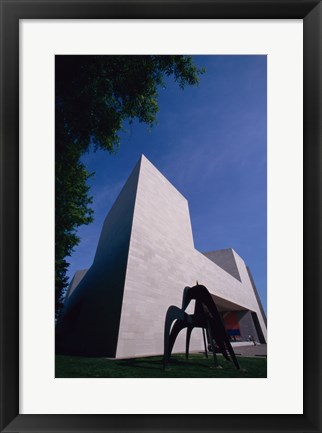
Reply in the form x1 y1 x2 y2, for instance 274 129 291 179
55 55 204 314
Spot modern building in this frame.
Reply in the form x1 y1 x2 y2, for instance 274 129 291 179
56 155 267 358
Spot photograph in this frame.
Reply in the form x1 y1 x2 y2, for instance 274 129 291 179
1 1 321 430
54 55 267 378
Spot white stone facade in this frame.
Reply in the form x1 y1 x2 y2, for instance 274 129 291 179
57 155 267 358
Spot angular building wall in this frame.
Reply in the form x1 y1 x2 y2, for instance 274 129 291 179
56 155 267 358
56 160 141 356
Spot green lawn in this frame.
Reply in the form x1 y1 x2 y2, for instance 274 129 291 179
55 353 266 378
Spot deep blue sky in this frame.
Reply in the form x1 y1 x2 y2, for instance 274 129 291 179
65 55 267 312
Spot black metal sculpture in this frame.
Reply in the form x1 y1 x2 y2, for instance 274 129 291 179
163 284 240 370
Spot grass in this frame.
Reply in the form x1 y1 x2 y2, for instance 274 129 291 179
55 353 267 378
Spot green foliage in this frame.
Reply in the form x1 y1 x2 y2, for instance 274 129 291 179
55 55 204 314
55 145 94 311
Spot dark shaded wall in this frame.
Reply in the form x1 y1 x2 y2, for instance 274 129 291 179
236 310 258 341
55 160 141 357
236 310 266 344
247 266 267 327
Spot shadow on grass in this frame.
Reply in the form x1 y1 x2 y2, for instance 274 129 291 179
117 356 213 371
116 359 162 371
56 353 267 378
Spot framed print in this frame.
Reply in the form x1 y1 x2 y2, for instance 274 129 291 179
0 1 321 432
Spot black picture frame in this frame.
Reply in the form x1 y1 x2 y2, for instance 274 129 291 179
0 1 321 432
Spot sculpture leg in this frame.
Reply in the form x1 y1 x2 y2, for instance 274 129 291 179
210 341 219 367
209 318 240 369
212 315 240 369
163 306 186 370
223 335 240 370
202 328 208 358
207 323 219 368
185 326 192 359
169 319 187 358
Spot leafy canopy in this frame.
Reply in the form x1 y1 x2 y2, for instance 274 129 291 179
55 55 204 313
